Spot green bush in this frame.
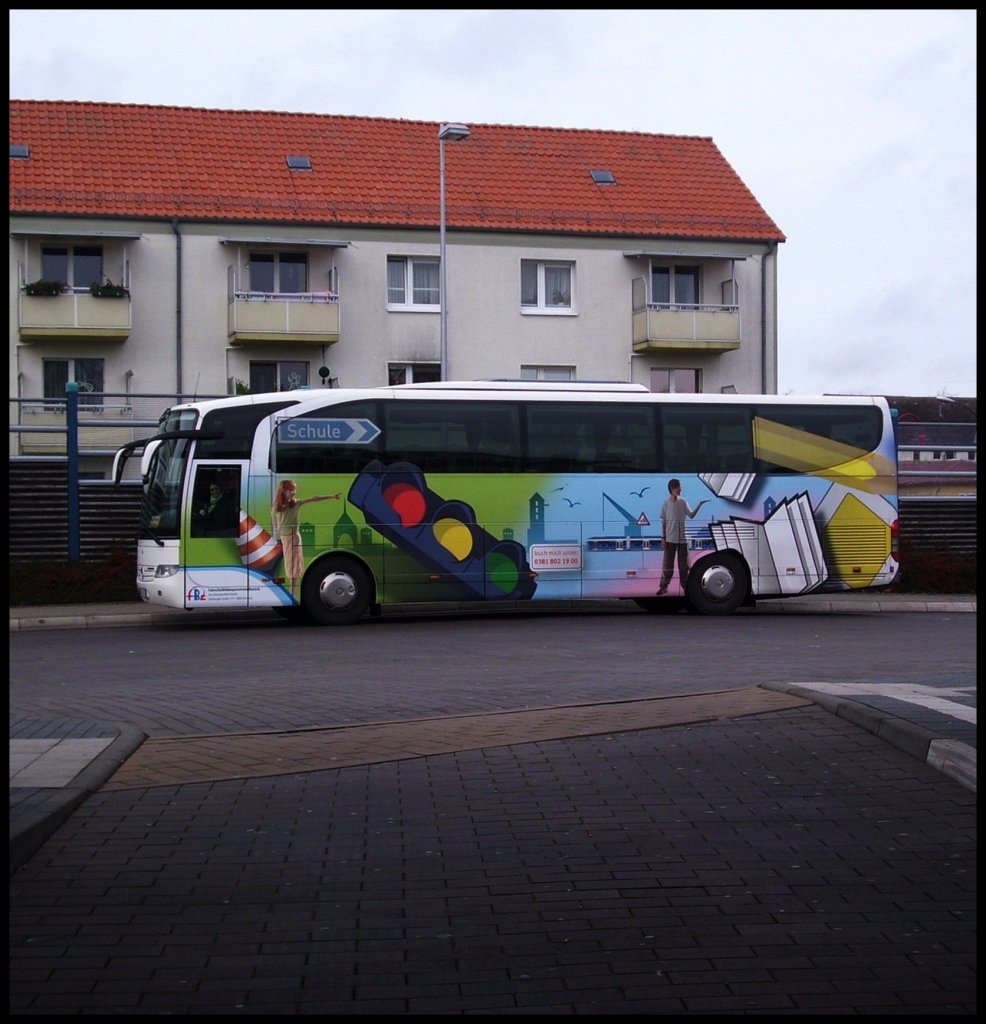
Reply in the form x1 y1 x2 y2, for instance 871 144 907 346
10 548 138 606
888 542 977 595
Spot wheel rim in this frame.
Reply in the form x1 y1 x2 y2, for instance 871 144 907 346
318 571 358 610
696 562 737 603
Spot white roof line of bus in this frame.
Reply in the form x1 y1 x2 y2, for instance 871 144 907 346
169 384 887 414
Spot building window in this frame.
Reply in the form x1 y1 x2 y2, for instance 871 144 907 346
520 365 576 382
651 368 700 394
41 245 102 289
387 257 439 308
651 265 700 307
43 358 105 407
389 363 441 385
248 252 308 294
249 361 309 393
521 260 574 313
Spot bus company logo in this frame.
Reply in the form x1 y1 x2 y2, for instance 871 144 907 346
186 587 208 602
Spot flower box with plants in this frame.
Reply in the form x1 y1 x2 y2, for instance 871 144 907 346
89 280 130 298
23 279 67 296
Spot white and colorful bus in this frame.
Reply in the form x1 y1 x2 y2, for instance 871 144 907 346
113 381 899 624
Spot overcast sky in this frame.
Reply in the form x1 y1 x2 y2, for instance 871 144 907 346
9 9 977 397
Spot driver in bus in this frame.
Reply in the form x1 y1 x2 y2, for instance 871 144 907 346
195 481 238 537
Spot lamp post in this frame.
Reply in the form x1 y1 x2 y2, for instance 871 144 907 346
438 122 470 381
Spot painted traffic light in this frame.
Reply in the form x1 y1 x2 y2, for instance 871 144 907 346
349 460 537 600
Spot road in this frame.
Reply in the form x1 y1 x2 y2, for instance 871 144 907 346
10 608 976 737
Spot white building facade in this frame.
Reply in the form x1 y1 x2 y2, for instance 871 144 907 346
10 102 784 476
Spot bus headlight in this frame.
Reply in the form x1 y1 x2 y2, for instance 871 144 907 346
154 565 180 578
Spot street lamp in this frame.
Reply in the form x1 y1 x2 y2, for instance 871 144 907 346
438 122 470 381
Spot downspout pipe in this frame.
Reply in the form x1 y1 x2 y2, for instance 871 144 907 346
762 241 777 394
171 218 183 396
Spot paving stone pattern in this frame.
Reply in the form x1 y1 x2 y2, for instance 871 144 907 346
9 706 976 1015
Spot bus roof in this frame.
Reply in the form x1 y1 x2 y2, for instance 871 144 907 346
165 382 890 417
393 379 649 393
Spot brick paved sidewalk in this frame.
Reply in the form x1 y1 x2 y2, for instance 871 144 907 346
10 701 976 1015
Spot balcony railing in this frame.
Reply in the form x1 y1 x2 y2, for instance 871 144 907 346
632 301 741 352
18 285 131 341
227 290 340 345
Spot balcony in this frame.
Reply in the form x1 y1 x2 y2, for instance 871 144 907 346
632 302 740 353
228 291 340 345
18 287 131 341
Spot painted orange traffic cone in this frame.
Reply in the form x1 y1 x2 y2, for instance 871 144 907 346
237 511 282 574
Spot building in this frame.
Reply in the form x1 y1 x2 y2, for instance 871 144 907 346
889 395 976 497
10 99 785 477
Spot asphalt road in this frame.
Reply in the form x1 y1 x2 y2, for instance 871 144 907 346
9 609 976 737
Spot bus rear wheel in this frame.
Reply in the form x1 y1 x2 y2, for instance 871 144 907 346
301 556 374 626
685 553 748 615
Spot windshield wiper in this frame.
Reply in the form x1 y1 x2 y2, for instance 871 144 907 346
141 524 165 548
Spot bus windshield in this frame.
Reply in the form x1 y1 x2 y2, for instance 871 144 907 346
140 409 199 539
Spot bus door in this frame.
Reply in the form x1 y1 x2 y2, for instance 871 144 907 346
183 461 249 609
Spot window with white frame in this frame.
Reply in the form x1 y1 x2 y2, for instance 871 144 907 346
248 361 309 393
41 245 103 289
248 252 308 294
43 357 105 408
521 260 574 313
387 256 439 308
389 363 441 385
650 265 700 307
650 368 701 394
520 365 576 382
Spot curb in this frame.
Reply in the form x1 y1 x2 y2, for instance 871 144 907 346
8 595 979 631
760 682 976 794
9 726 147 875
8 609 279 632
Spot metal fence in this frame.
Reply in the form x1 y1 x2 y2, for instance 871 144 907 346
10 460 142 560
9 392 220 459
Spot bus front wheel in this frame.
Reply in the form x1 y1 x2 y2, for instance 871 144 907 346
301 557 374 626
685 553 748 615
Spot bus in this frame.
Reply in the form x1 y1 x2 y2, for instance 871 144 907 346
112 381 899 624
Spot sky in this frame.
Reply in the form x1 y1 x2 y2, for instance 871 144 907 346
9 9 977 398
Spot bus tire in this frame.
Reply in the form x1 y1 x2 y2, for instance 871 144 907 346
301 556 374 626
685 553 748 616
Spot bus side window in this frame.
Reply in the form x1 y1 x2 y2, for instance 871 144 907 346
479 411 522 471
661 423 689 471
190 465 240 537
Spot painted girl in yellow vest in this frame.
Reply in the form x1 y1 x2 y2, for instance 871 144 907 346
272 479 340 600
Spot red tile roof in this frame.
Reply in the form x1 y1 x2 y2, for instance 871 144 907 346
9 99 785 242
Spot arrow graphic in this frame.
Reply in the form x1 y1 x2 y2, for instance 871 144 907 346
278 418 381 445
